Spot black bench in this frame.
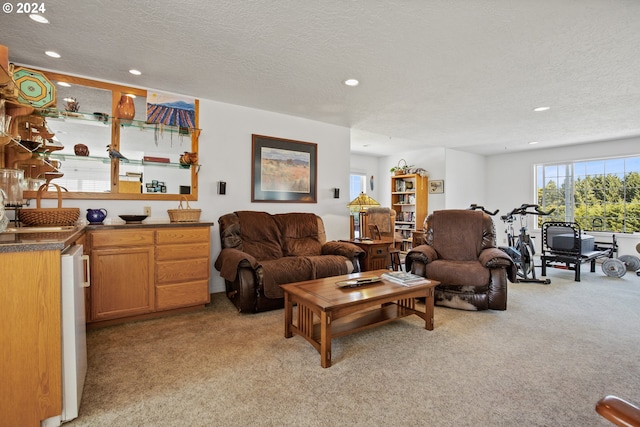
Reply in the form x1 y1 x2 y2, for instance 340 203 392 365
540 222 617 282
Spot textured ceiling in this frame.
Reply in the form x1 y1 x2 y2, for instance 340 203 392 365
2 0 640 156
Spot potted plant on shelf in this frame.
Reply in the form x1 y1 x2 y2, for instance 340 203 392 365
390 159 429 177
390 159 413 175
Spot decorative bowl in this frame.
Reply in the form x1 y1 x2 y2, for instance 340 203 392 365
118 214 148 223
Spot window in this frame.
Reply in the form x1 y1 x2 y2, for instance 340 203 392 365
536 155 640 233
349 173 367 201
349 173 368 238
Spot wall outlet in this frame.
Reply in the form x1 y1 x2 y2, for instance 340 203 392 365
144 206 151 216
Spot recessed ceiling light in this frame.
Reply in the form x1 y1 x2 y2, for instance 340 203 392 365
129 69 142 76
29 14 49 24
344 79 359 87
533 106 550 112
57 82 71 87
45 51 61 58
125 94 136 98
529 141 540 145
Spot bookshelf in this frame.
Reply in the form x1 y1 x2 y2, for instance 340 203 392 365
391 173 428 252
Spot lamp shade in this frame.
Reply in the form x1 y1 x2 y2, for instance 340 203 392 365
347 192 380 213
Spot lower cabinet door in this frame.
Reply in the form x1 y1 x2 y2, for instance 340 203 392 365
90 246 155 321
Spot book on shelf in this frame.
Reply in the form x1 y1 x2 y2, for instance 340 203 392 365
381 271 430 286
143 156 170 163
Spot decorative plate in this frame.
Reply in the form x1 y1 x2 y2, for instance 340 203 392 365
119 215 148 223
13 67 56 108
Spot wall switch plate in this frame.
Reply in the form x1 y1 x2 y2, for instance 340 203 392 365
144 206 151 216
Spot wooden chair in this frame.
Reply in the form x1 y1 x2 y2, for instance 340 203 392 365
368 224 401 271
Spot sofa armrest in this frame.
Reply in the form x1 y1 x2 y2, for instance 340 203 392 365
479 248 517 283
405 244 438 273
214 247 260 282
322 241 365 260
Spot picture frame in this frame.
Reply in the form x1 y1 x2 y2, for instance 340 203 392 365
251 134 317 203
429 180 444 194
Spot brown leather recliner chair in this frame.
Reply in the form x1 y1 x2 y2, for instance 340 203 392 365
405 209 517 311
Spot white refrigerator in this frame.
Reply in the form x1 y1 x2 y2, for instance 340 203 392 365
43 244 88 426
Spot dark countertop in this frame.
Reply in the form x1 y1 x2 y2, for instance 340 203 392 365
0 221 214 253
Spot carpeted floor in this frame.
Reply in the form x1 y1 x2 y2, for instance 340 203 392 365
66 266 640 427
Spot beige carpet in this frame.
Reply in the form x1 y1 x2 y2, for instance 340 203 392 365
67 266 640 427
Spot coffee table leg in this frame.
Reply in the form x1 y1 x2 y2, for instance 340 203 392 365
320 311 331 368
424 287 434 330
284 291 293 338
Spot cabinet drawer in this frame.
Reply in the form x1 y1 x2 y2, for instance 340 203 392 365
156 242 209 261
156 280 210 310
90 230 155 248
157 227 209 245
156 258 209 284
369 249 389 260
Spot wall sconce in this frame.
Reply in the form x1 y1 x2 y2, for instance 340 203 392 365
332 188 340 199
217 181 226 195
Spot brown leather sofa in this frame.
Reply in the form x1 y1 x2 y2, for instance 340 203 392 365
406 209 517 311
215 211 365 313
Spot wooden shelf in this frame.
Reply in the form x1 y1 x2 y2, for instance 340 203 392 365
391 173 428 253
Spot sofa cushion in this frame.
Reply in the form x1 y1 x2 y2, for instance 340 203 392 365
425 259 489 287
275 213 322 256
260 256 314 299
236 211 283 260
306 255 352 278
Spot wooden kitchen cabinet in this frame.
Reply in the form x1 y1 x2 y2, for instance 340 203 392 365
155 226 210 310
89 229 155 322
86 224 211 327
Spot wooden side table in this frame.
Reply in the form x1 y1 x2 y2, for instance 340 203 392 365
344 239 392 271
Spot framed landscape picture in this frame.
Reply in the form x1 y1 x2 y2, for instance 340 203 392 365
251 134 317 203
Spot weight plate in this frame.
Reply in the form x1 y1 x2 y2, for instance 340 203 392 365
619 255 640 271
602 258 627 278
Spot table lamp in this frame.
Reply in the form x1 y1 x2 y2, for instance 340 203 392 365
347 192 380 239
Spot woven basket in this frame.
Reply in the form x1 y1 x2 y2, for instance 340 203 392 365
19 183 80 226
394 159 408 175
167 196 201 223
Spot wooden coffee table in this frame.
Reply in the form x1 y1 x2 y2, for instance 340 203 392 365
281 269 439 368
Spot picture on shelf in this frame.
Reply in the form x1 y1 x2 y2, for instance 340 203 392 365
146 91 196 129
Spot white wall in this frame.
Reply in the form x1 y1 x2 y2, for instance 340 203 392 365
377 147 448 210
444 148 486 209
355 146 486 214
198 100 352 291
